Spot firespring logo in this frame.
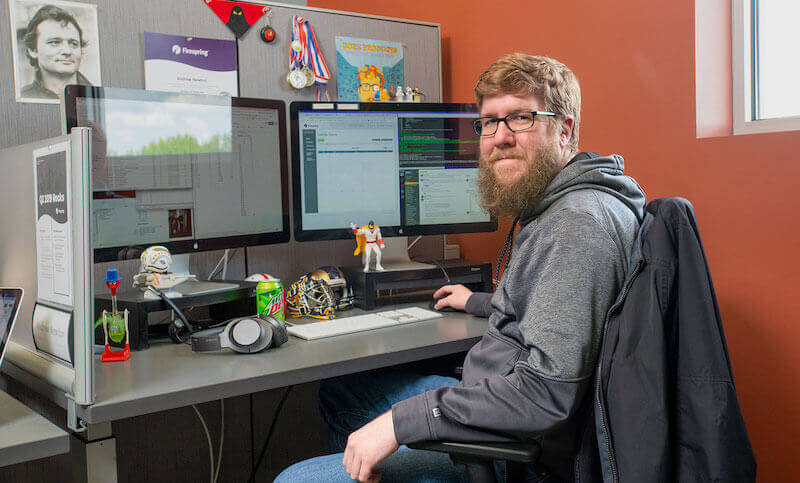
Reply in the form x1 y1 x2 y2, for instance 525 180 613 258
171 45 209 57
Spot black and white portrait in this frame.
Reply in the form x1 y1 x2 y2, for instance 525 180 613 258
8 0 101 104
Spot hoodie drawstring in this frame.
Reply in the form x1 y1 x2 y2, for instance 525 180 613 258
493 217 519 287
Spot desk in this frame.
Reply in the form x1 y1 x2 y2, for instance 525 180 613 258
4 307 488 480
0 390 69 467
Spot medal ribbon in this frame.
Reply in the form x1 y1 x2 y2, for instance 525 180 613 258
297 17 329 85
289 15 303 71
293 15 330 100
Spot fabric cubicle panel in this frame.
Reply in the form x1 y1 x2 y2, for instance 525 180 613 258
0 0 443 289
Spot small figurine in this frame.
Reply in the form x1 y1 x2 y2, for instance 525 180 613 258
388 86 396 101
396 85 405 102
405 86 413 101
351 221 385 272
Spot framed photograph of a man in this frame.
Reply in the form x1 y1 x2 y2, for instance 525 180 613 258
8 0 101 104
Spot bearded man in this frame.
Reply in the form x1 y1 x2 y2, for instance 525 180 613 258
277 54 646 482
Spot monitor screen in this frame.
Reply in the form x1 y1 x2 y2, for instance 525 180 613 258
64 86 289 262
291 102 496 241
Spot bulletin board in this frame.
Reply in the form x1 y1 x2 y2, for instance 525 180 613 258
0 0 442 149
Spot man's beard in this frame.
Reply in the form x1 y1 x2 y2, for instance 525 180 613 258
477 139 562 218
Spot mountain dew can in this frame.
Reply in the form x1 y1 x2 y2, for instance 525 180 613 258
256 280 285 324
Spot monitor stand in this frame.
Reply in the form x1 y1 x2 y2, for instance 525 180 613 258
148 254 240 297
341 259 492 310
173 280 240 296
372 237 436 271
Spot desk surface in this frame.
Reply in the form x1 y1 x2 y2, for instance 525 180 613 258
0 390 69 467
80 308 488 424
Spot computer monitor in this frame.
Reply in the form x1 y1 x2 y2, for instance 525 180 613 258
290 102 497 242
64 86 289 262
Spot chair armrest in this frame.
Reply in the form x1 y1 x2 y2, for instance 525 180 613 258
408 440 541 464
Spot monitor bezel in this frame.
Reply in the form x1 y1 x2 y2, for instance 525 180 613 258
290 101 497 242
64 85 290 262
0 287 23 368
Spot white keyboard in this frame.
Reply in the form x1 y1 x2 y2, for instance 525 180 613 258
287 307 443 340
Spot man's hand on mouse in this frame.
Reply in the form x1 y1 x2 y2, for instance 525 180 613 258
432 284 473 311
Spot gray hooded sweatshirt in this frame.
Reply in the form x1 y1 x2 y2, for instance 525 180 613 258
392 152 646 480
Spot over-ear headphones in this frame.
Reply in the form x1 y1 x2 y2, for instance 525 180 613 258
190 315 287 354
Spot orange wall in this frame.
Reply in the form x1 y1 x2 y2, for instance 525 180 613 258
311 1 800 479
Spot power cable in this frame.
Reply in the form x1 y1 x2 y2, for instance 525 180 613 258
247 386 293 483
193 404 215 483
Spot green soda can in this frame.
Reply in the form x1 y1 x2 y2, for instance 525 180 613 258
257 280 286 324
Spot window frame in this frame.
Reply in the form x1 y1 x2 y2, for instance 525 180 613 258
732 0 800 134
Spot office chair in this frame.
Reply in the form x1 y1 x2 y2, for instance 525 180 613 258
411 198 756 482
408 439 541 482
406 357 544 481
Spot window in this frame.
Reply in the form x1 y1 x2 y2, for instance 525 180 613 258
732 0 800 134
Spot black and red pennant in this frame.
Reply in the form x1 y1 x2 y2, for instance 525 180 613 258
204 0 269 38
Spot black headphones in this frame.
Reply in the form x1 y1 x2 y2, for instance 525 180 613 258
151 286 287 353
190 315 287 354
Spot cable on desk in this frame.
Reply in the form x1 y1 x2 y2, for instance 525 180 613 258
410 256 452 284
248 385 294 483
149 286 195 342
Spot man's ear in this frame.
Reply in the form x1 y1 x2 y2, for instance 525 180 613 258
559 117 575 148
27 48 38 61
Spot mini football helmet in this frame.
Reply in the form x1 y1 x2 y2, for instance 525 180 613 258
244 273 279 283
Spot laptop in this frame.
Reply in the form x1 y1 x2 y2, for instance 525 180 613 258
0 288 23 369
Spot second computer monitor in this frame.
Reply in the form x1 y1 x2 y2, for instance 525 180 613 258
64 86 290 262
291 102 496 241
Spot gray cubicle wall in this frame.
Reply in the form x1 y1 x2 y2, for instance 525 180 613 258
0 0 444 291
0 2 444 481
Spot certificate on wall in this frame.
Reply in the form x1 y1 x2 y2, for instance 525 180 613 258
33 142 73 309
144 32 238 96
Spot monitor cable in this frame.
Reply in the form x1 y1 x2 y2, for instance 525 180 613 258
406 235 423 251
148 286 195 343
247 385 293 483
209 248 240 280
406 236 452 284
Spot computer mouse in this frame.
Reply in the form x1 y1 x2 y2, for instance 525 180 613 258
428 298 457 313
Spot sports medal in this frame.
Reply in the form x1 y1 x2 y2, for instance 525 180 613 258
301 66 315 87
287 69 307 89
288 15 330 98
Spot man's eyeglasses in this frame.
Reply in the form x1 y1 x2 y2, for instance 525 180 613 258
472 110 556 136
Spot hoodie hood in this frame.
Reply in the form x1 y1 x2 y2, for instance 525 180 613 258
521 152 646 225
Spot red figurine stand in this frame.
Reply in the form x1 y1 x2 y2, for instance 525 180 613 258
102 336 130 362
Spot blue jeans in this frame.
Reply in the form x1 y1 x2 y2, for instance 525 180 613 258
275 367 465 482
275 367 552 482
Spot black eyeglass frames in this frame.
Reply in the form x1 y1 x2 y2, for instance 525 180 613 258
472 110 556 136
